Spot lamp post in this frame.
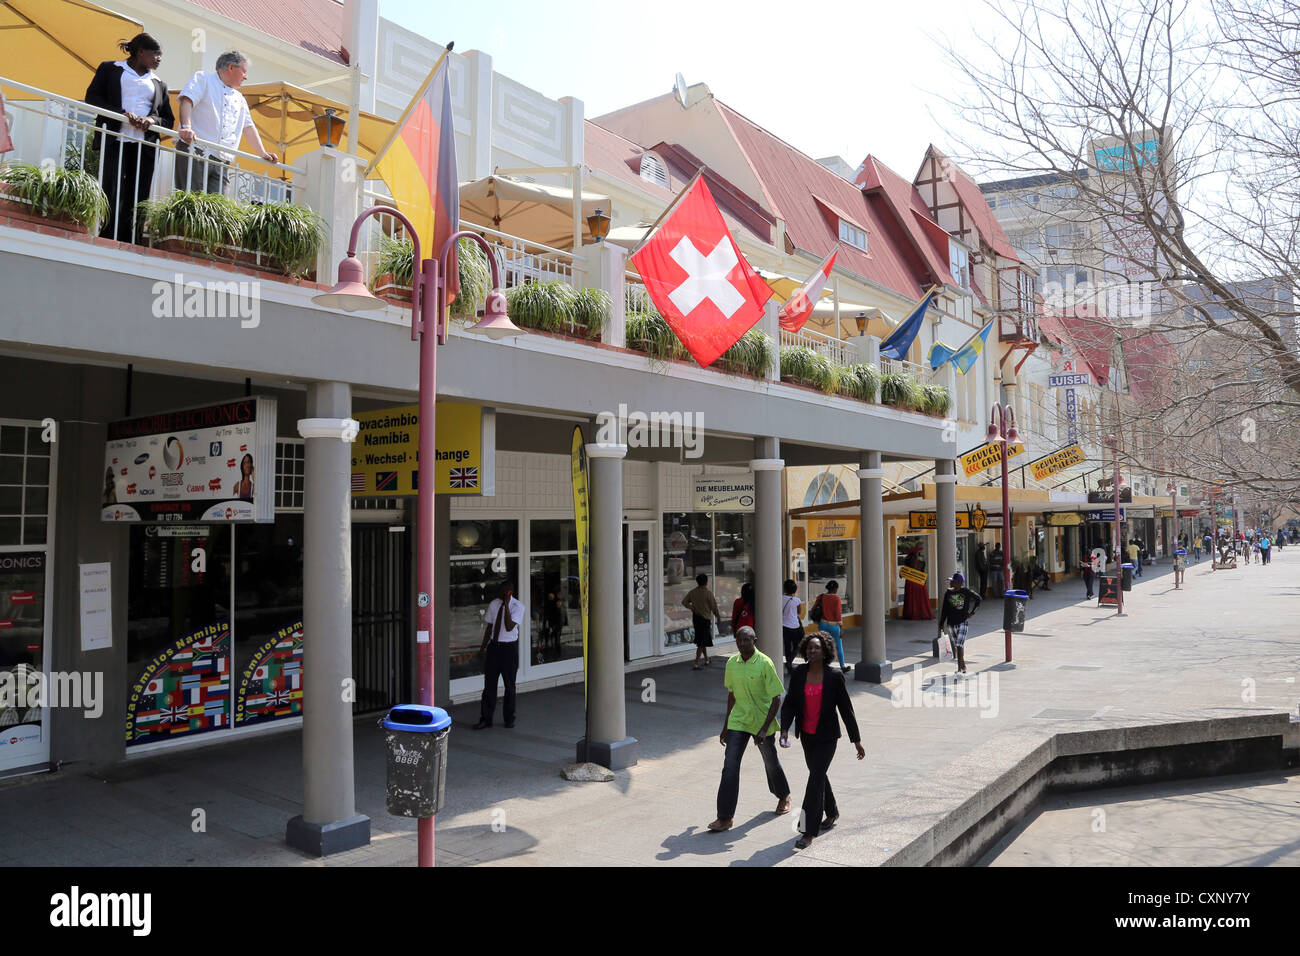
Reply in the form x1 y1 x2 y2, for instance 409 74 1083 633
988 403 1019 663
1106 434 1124 615
1167 480 1177 558
313 207 522 868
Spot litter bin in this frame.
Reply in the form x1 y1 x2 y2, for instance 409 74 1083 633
1120 563 1134 591
381 704 451 818
1003 589 1029 632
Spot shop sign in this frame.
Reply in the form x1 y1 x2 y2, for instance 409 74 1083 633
351 403 487 497
809 518 859 540
103 398 276 523
1045 512 1084 527
899 565 928 585
960 441 1025 477
1088 487 1132 503
693 475 755 512
1029 443 1086 482
1086 509 1126 522
908 511 979 531
1048 373 1092 387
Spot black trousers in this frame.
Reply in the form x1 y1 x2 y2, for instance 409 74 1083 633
799 737 838 837
479 640 519 724
716 730 789 820
782 625 803 670
977 570 988 598
99 138 157 243
1082 569 1094 597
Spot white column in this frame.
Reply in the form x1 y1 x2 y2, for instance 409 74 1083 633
287 385 370 856
856 453 890 682
300 148 366 285
463 50 494 180
762 300 780 381
751 445 784 664
592 241 627 348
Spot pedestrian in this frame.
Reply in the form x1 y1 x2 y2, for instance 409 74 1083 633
1192 536 1201 563
811 580 848 671
473 581 524 730
707 626 792 833
731 581 756 637
1128 539 1142 577
780 579 803 674
937 572 982 675
175 51 279 194
1261 533 1272 565
990 543 1005 597
682 573 722 670
1081 552 1095 599
974 542 989 598
779 631 865 849
83 33 174 243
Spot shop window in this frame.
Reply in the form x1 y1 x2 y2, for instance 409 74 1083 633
449 519 519 681
807 540 854 614
0 423 50 546
802 470 849 507
529 519 581 667
274 439 305 512
662 512 714 647
713 513 753 634
232 517 305 727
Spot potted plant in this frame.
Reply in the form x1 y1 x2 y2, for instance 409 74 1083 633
240 200 324 277
0 163 109 235
140 190 246 258
716 329 773 378
880 371 926 412
779 346 840 393
837 362 881 403
505 280 579 335
371 235 494 310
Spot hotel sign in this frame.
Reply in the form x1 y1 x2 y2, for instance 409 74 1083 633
960 441 1026 477
1029 444 1087 481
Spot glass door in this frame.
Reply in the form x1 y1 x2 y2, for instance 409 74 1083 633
626 522 654 659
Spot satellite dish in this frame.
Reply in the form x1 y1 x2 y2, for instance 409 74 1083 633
674 73 689 108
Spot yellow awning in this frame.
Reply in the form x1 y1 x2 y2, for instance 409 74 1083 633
1 0 142 100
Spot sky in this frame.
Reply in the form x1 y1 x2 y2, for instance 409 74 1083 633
377 0 1000 180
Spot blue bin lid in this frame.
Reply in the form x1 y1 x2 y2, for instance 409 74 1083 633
1005 589 1029 599
1121 562 1135 569
383 704 451 733
1175 548 1187 555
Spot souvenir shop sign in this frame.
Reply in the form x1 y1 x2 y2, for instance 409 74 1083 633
693 475 755 512
351 403 487 496
899 565 928 585
1029 444 1086 482
103 398 277 523
808 518 859 540
960 441 1025 477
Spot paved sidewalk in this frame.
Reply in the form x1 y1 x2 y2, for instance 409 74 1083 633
1 548 1296 866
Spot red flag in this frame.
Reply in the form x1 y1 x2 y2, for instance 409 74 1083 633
631 177 772 366
778 247 838 333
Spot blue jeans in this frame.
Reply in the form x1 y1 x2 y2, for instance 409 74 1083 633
716 730 790 820
821 622 845 669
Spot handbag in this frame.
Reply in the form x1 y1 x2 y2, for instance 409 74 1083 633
938 633 954 660
809 594 824 623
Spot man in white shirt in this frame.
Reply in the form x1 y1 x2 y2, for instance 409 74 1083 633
174 51 278 194
475 582 526 729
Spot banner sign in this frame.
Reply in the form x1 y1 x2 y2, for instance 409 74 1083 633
103 398 276 523
1029 444 1086 482
1045 512 1084 527
1098 575 1120 606
351 403 487 496
1049 373 1092 387
1088 487 1132 503
693 476 755 512
908 511 984 531
1065 387 1079 444
809 518 859 540
1086 509 1126 522
570 428 590 704
960 441 1025 477
899 565 928 585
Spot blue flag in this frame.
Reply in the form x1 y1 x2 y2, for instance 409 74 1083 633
879 290 935 360
928 340 958 370
952 320 994 374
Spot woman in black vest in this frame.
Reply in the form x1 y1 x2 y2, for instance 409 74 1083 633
84 34 174 242
779 631 865 849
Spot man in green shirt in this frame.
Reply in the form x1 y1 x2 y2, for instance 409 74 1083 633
707 626 791 832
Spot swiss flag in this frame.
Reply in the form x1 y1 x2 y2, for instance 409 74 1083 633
778 247 838 333
631 177 773 366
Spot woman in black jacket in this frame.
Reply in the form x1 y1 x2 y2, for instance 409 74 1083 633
779 631 865 849
83 34 174 242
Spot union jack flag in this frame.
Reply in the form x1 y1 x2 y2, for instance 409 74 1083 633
448 466 478 489
161 704 189 724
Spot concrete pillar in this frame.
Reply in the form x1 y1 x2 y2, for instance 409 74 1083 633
300 148 366 286
579 441 637 770
850 334 880 368
856 452 890 682
762 300 780 381
751 438 784 664
592 241 627 348
936 459 958 591
287 383 370 856
463 50 494 180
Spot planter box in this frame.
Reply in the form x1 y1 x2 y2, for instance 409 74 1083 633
0 187 93 235
372 273 413 304
150 235 314 280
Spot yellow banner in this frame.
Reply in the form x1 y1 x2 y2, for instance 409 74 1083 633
960 441 1026 477
809 518 860 540
899 565 928 585
909 511 978 531
1029 443 1086 482
571 428 590 704
1045 511 1084 527
350 403 482 495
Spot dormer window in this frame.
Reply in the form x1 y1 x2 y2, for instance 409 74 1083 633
640 152 669 189
838 219 868 252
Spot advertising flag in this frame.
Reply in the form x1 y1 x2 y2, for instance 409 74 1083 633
630 176 773 366
570 427 590 704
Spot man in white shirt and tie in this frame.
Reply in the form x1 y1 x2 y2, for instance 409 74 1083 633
475 581 526 729
174 51 278 194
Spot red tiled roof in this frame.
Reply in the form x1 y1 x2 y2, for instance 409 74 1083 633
854 155 952 286
715 103 928 300
584 121 677 198
925 146 1019 262
185 0 346 64
1042 308 1114 385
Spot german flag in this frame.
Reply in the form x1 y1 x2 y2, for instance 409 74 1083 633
370 48 460 302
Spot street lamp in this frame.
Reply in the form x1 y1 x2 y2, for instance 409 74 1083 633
987 403 1019 662
313 207 523 869
586 207 610 243
1105 434 1124 615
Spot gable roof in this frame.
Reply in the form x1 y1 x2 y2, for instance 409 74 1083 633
924 146 1019 262
186 0 347 64
714 102 929 300
854 155 953 286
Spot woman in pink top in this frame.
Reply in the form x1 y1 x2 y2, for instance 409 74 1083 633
779 631 865 849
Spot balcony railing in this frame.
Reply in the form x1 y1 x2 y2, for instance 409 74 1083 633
780 327 855 368
0 76 301 246
880 356 928 379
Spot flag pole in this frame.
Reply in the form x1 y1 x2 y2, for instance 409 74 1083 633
367 41 454 177
627 167 705 258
